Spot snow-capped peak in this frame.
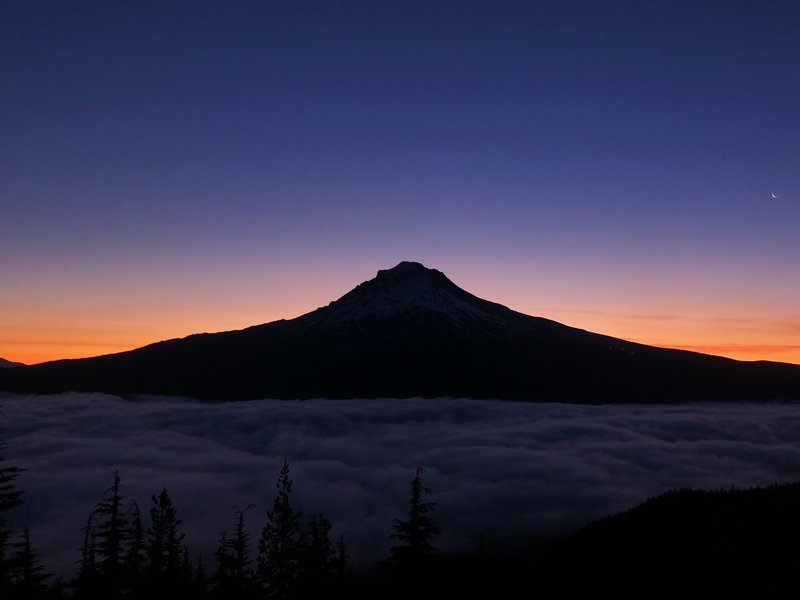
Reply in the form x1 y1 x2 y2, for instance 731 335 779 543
301 261 509 328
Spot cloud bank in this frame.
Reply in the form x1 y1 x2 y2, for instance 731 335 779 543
2 394 800 577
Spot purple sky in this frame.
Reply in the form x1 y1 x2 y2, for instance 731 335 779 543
2 1 799 364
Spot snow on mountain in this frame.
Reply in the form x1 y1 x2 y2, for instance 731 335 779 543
299 261 514 331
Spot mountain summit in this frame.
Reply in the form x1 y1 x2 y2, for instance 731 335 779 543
311 261 472 321
2 261 800 402
298 261 516 333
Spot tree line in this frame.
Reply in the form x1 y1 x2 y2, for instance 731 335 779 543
0 439 440 600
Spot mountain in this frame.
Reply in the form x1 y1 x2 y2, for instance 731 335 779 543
0 357 24 368
1 261 799 401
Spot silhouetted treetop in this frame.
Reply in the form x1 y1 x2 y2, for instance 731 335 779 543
388 467 440 569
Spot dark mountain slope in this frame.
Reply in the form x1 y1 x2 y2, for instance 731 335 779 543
343 482 800 599
537 483 800 596
0 357 24 368
1 261 799 401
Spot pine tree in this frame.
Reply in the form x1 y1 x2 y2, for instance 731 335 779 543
10 524 48 598
93 471 127 598
231 505 254 596
296 513 335 599
333 535 349 580
257 459 302 600
0 436 23 591
299 513 334 578
145 488 187 594
212 529 233 597
74 514 98 599
124 500 145 589
212 505 255 599
388 467 440 570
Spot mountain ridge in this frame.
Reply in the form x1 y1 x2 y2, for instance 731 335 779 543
1 261 799 401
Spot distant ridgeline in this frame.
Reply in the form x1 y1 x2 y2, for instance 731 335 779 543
2 262 800 402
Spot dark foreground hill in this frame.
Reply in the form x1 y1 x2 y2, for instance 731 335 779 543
536 483 800 596
354 482 800 599
2 261 799 401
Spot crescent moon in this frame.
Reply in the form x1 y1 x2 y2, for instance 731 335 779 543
771 193 778 199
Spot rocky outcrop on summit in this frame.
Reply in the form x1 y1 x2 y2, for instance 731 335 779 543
1 261 799 402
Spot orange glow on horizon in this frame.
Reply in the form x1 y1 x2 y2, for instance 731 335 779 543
4 306 799 367
1 302 323 366
526 307 800 366
641 342 800 363
2 262 799 367
1 312 288 366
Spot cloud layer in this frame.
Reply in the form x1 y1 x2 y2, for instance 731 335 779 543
2 394 800 577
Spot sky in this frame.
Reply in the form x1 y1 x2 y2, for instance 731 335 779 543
2 1 799 365
4 393 800 576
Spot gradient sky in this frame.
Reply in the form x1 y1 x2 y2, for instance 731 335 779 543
2 0 799 366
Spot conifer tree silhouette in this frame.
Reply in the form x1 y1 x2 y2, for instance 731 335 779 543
10 524 48 598
74 515 97 599
0 435 23 592
212 529 233 597
145 488 187 594
214 505 255 599
231 505 255 596
334 534 349 580
388 467 440 570
124 500 145 596
296 513 336 598
92 471 127 598
257 459 301 600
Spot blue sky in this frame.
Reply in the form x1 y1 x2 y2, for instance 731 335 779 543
2 1 799 363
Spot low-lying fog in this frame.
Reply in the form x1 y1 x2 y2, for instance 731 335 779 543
2 393 800 577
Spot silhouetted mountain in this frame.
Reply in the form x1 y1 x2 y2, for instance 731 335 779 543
1 261 799 401
0 357 24 368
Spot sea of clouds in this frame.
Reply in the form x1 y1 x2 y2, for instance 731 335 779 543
2 393 800 578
